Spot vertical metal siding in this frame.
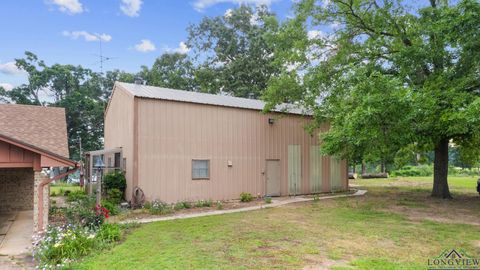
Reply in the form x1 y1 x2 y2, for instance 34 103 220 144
330 157 342 191
309 146 323 193
288 145 301 195
104 87 134 200
128 98 348 203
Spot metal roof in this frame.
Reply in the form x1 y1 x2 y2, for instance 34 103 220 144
116 82 310 115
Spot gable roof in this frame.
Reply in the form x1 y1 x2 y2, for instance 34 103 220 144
0 104 70 158
115 82 311 116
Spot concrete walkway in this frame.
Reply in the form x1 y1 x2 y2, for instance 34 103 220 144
0 211 33 256
121 189 368 225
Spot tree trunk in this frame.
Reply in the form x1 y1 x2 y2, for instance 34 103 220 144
380 162 386 173
432 138 452 199
361 161 366 175
352 164 356 174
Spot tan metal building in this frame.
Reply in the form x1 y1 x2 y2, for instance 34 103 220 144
103 82 348 203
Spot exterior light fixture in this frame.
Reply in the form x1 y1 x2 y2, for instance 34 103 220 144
93 157 105 204
93 158 105 169
268 118 275 125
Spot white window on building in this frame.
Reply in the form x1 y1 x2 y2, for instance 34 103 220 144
192 160 210 179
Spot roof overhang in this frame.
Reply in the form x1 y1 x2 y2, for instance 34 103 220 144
0 133 76 168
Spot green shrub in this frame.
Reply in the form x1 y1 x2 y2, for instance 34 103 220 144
391 165 433 177
107 188 123 204
103 171 127 193
66 190 87 203
96 223 121 242
264 197 272 204
174 201 192 210
33 223 123 268
101 200 119 216
49 205 61 215
149 200 173 215
51 191 57 197
448 166 478 176
216 201 223 210
240 192 253 202
33 225 97 268
195 199 212 207
65 195 107 229
143 201 152 210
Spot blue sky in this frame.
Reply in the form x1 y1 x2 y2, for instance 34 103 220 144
0 0 294 90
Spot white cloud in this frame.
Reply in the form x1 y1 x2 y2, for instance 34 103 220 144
307 30 326 40
163 42 190 54
134 39 156 53
0 62 25 76
62 31 112 42
224 8 233 18
193 0 278 11
175 42 190 54
120 0 143 17
330 21 341 30
0 83 14 91
49 0 84 14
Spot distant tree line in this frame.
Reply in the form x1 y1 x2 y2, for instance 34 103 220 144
0 6 278 160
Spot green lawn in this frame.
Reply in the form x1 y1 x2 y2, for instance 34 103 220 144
50 182 81 196
76 177 480 270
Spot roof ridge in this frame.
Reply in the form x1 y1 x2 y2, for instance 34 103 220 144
0 103 65 110
116 82 310 116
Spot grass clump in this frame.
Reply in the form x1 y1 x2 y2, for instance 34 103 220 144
240 192 253 202
174 201 192 210
195 199 213 207
149 200 173 215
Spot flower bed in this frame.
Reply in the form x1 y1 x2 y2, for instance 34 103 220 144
38 189 136 269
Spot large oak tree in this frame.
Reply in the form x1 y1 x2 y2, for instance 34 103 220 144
187 5 280 98
263 0 480 198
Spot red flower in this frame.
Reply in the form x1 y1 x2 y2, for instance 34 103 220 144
95 204 110 219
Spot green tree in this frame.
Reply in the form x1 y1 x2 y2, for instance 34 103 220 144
0 52 109 160
139 53 195 91
264 0 480 198
187 5 280 98
102 70 135 99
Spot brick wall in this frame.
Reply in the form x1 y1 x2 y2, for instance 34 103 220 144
0 168 34 212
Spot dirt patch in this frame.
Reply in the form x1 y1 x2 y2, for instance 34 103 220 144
473 240 480 248
303 256 349 270
380 194 480 226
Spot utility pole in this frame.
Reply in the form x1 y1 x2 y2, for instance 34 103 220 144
79 136 84 188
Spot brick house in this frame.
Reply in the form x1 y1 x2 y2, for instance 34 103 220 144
0 104 76 232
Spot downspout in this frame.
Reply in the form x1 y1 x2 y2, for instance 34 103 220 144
37 167 78 232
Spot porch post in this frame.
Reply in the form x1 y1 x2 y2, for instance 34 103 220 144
33 171 49 232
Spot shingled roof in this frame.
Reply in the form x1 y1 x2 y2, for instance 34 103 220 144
0 104 70 158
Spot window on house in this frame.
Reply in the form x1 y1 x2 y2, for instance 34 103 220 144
114 153 121 168
192 160 210 179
